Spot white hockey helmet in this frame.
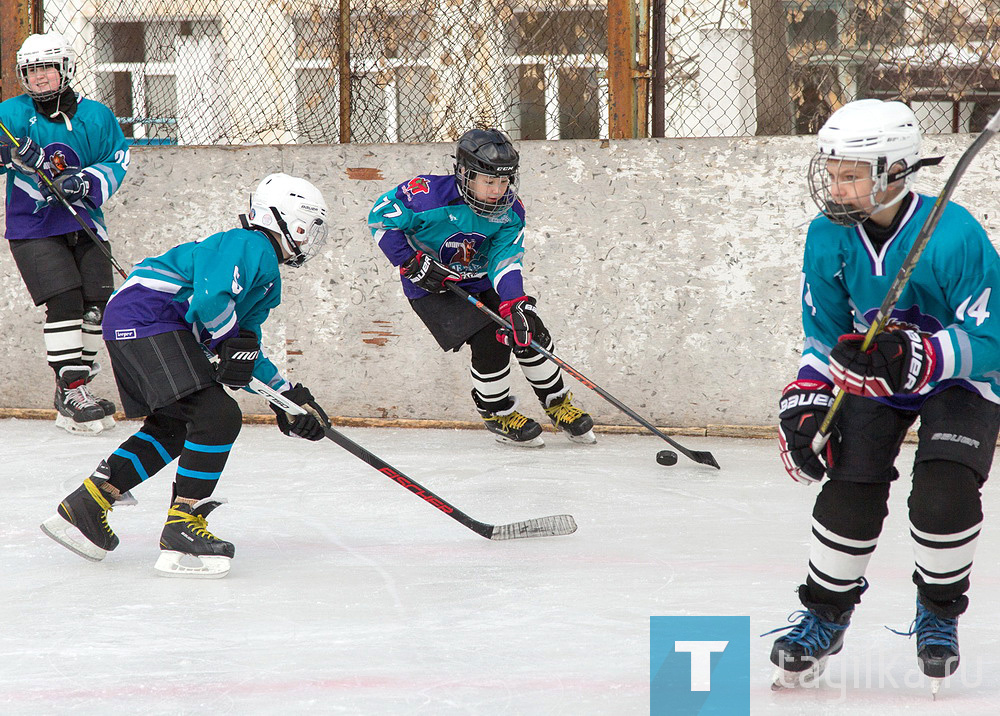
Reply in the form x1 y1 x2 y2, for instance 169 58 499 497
247 173 329 267
808 99 939 226
16 32 76 101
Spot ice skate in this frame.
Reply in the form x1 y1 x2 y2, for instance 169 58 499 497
154 499 235 578
543 391 596 444
474 393 544 448
40 472 120 561
54 366 107 435
765 602 854 690
86 362 117 431
891 597 960 699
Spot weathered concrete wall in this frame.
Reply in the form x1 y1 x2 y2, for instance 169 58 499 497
2 137 998 427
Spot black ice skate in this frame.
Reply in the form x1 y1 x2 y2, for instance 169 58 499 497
473 393 544 447
766 597 854 690
54 366 108 435
543 391 596 444
40 471 120 561
892 596 960 699
154 499 235 578
85 362 117 430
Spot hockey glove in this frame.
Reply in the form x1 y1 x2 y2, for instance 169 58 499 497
401 251 460 293
215 329 260 388
0 136 44 174
830 329 936 398
778 380 839 485
497 295 540 349
40 169 91 207
271 383 330 441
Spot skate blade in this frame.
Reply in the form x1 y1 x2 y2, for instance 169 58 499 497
770 659 828 691
55 414 106 436
100 415 116 431
40 514 108 562
564 429 597 445
493 434 545 448
154 551 231 579
116 490 138 507
931 678 942 700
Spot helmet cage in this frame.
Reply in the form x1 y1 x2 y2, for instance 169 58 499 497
808 152 916 227
455 165 519 220
16 35 76 101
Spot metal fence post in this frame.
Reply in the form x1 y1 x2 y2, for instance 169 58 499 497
0 0 40 102
608 0 637 139
338 0 351 143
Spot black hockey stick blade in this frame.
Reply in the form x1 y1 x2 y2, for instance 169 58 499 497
488 514 578 540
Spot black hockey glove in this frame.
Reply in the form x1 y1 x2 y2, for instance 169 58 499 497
778 379 839 485
0 136 44 174
830 328 937 398
271 383 330 441
214 329 260 388
401 251 460 293
40 169 91 206
497 295 540 349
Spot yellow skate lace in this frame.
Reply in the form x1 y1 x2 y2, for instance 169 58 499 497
493 410 530 430
165 506 219 540
82 478 115 535
545 393 585 425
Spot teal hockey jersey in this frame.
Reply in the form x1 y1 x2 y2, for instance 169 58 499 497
102 228 289 392
798 192 1000 409
0 93 129 241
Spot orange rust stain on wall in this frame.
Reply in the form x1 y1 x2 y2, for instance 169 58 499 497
347 167 385 180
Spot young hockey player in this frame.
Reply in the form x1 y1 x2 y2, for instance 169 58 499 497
369 127 594 447
0 32 129 435
40 173 332 578
769 99 1000 693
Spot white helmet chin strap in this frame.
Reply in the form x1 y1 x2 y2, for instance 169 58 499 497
267 207 306 267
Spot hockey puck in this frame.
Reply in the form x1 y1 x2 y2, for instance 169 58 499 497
656 450 678 466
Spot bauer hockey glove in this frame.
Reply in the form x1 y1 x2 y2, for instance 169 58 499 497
497 296 540 349
40 169 91 206
778 380 839 485
401 251 460 293
214 329 260 388
0 136 44 174
829 328 936 398
271 383 330 441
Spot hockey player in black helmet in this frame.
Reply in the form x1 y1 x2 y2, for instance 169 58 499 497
369 127 595 447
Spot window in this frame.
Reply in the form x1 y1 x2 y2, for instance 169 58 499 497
91 20 222 145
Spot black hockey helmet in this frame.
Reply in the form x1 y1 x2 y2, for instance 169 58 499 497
454 128 519 219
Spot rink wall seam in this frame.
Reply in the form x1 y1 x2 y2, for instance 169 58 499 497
0 408 929 443
2 137 997 427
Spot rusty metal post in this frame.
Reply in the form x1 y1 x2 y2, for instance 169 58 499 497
651 0 665 137
607 0 637 139
1 0 40 101
338 0 351 143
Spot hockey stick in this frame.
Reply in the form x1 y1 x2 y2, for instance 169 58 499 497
448 284 720 469
0 120 128 279
813 107 1000 454
248 376 578 540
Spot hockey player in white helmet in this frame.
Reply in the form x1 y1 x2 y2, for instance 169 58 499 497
768 99 1000 693
41 174 332 578
0 31 129 435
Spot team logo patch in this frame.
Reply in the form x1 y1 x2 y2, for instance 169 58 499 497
402 177 430 200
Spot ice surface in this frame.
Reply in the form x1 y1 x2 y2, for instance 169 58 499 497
2 418 998 714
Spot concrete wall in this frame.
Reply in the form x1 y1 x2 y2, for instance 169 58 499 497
3 137 998 427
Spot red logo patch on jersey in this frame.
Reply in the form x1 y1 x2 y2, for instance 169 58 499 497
406 177 429 195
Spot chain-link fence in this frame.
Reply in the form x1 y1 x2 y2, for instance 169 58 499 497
34 0 1000 144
